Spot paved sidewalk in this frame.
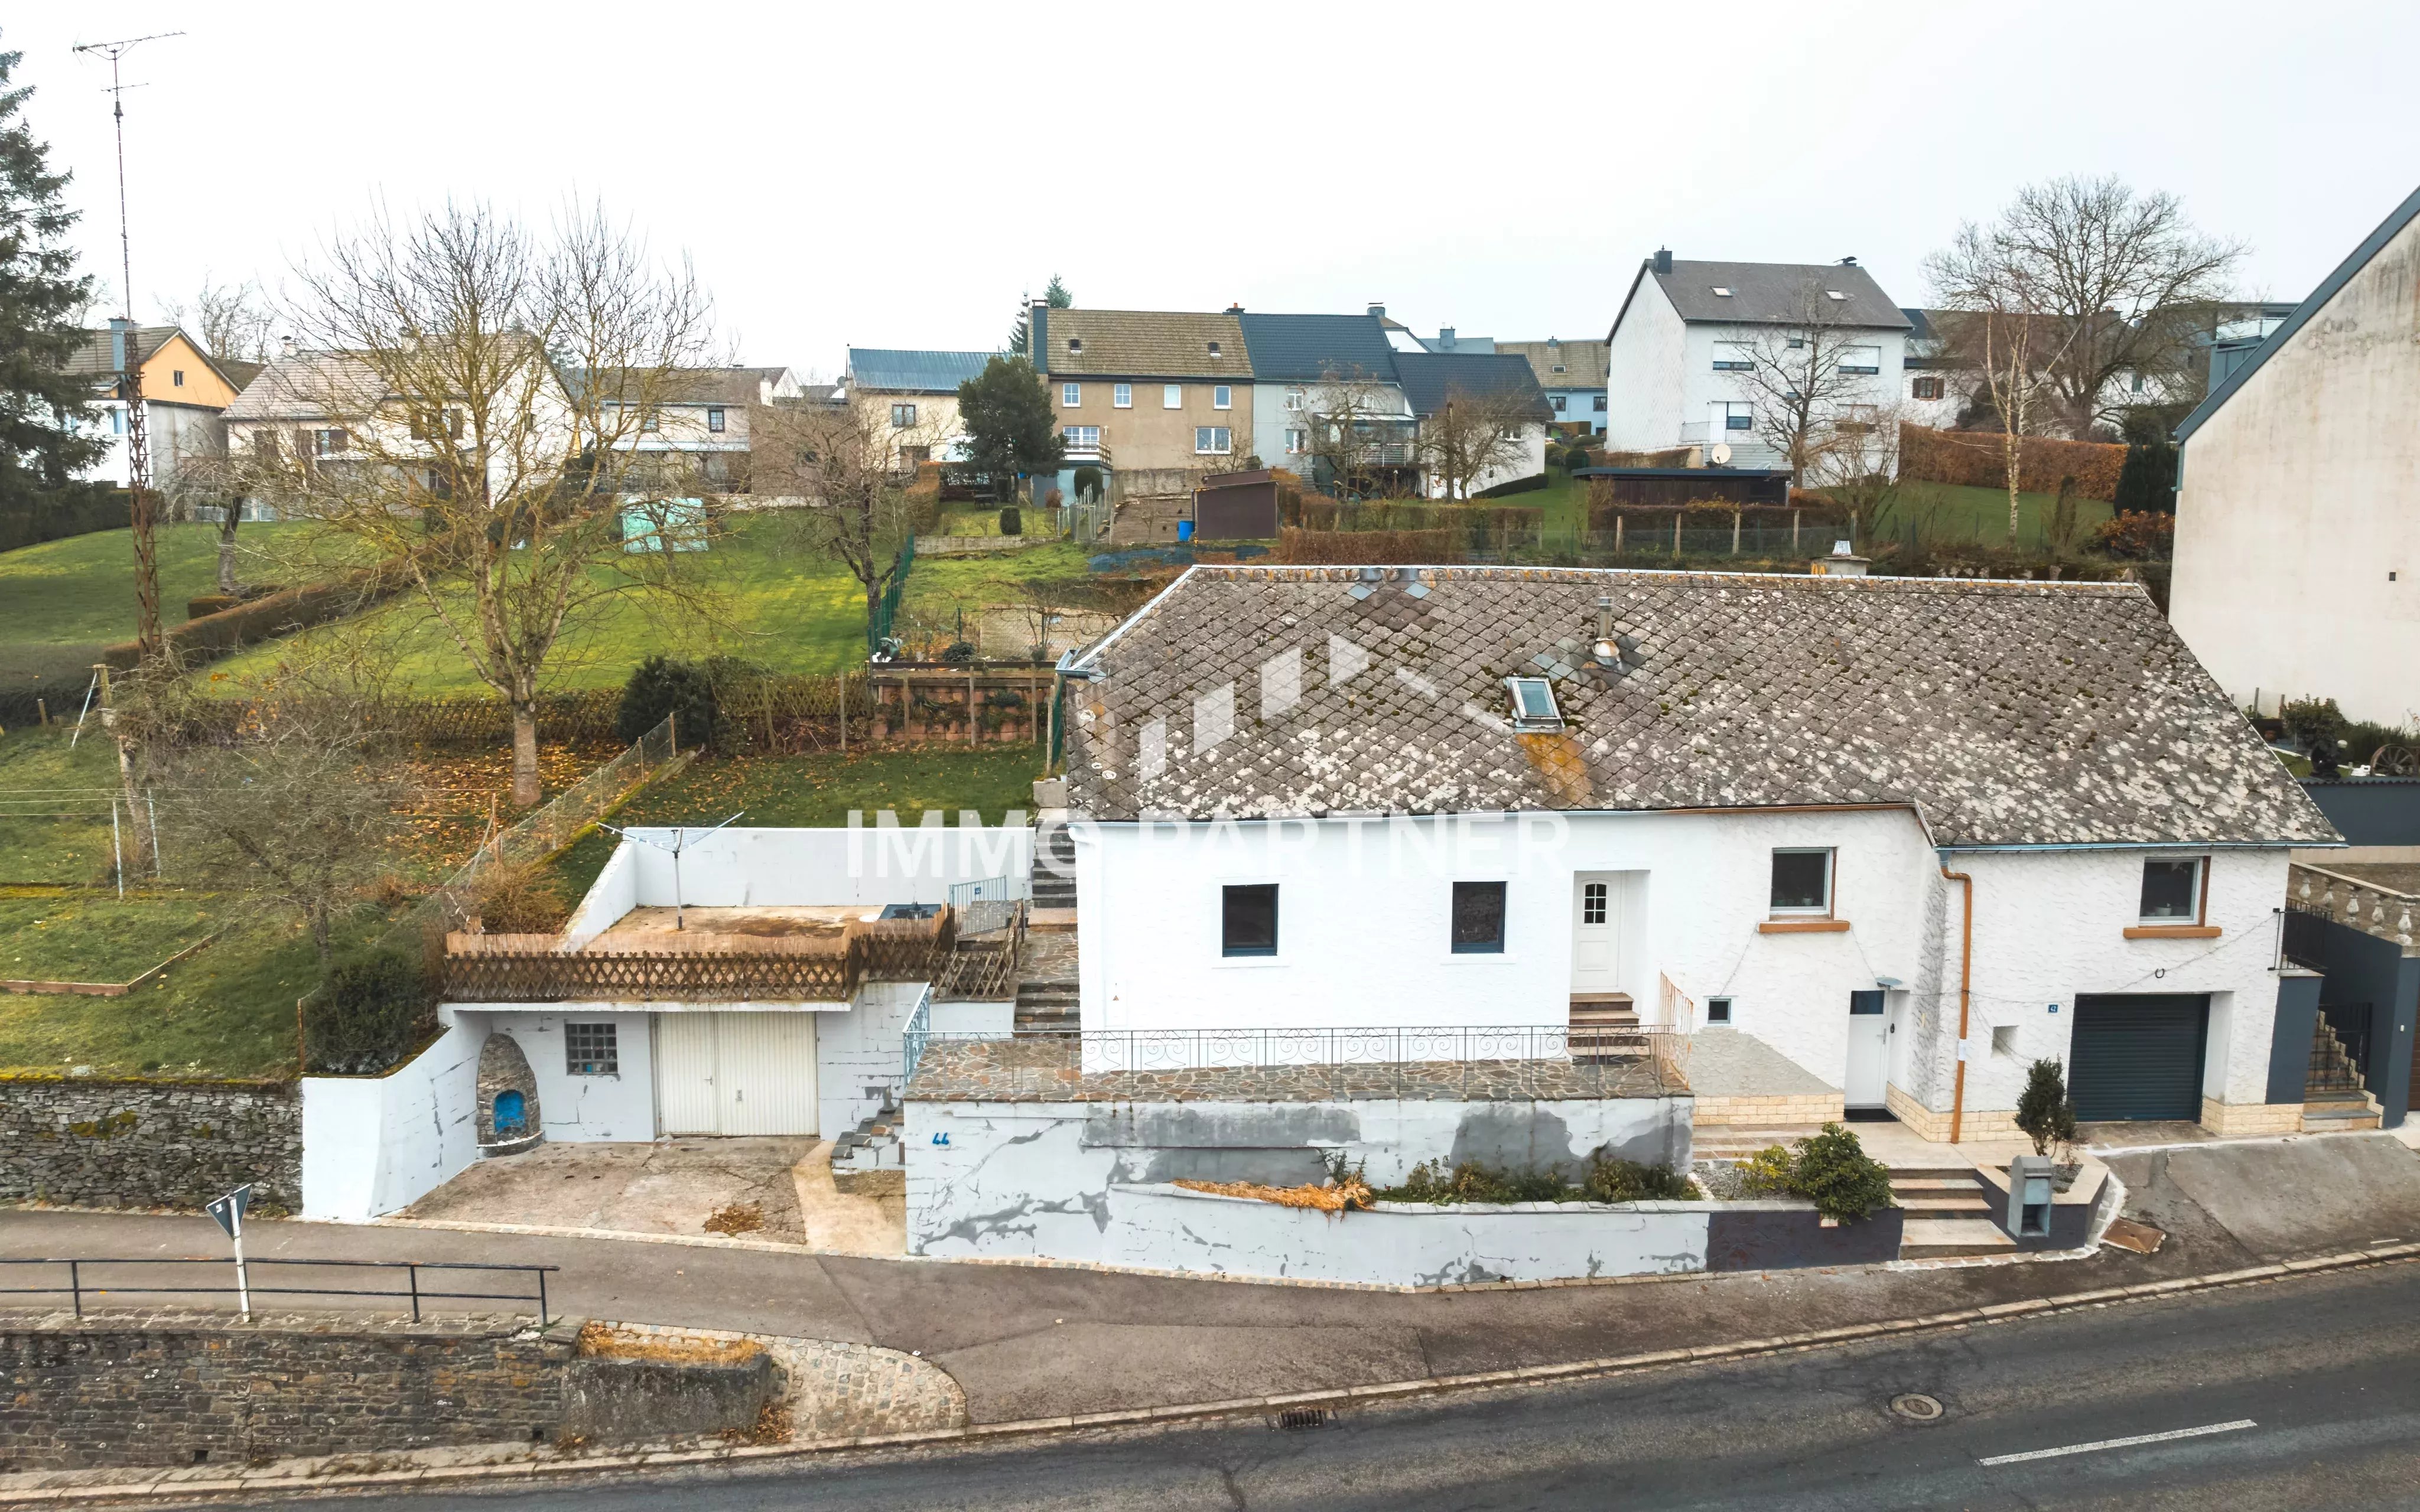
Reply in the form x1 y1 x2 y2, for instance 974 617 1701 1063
5 1132 2414 1426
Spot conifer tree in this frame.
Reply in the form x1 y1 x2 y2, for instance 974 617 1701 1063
0 38 108 522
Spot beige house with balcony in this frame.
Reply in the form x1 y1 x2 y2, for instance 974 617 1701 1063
1031 307 1254 511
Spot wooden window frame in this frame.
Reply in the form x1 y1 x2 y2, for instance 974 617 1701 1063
2126 855 2221 938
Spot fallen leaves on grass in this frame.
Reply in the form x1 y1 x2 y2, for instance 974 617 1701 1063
702 1201 766 1236
1171 1177 1374 1213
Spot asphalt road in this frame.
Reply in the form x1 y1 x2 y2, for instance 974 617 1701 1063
212 1258 2420 1511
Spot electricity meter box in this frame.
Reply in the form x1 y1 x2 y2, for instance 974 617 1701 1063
2006 1153 2054 1237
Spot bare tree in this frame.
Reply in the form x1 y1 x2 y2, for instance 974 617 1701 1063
160 275 277 363
1981 176 2243 438
1925 237 2067 543
1721 278 1892 486
1414 386 1538 501
1293 366 1411 501
1808 398 1904 543
268 200 720 805
754 398 935 653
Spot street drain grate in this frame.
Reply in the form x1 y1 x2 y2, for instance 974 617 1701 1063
1274 1407 1333 1430
1891 1394 1946 1422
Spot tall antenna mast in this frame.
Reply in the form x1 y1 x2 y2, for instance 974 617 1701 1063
72 32 182 666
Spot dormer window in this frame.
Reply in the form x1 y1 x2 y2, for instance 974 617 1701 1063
1505 677 1562 730
1208 340 1221 356
1067 337 1083 353
1711 286 1734 297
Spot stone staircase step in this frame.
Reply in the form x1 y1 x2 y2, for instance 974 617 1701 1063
1898 1196 1993 1217
1898 1218 2019 1260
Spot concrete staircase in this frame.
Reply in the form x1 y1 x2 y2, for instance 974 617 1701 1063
2303 1020 2384 1132
1030 820 1078 913
1891 1165 2016 1260
1014 820 1080 1034
831 1089 904 1194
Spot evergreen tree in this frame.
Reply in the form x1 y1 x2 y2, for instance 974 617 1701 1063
1006 274 1072 358
0 40 107 523
958 354 1063 497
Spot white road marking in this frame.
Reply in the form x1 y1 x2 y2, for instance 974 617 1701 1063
1978 1419 2258 1467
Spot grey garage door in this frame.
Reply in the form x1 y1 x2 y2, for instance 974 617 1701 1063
2069 995 2209 1122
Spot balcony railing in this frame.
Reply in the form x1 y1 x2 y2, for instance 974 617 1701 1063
903 1024 1690 1103
443 908 955 1003
2288 862 2419 952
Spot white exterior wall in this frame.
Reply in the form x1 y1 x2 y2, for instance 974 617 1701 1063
73 400 227 489
454 1006 661 1143
1424 422 1549 498
817 981 928 1138
609 825 1032 912
1072 811 2295 1119
298 1019 483 1221
2171 210 2420 728
906 1094 1692 1262
1603 280 1689 451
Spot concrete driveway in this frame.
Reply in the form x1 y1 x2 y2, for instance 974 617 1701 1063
399 1137 905 1256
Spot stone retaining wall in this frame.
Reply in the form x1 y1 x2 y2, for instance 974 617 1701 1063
0 1312 776 1472
0 1074 301 1211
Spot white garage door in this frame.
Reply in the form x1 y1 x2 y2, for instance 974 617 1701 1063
653 1012 818 1136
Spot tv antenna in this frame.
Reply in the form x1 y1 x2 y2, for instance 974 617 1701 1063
72 32 183 667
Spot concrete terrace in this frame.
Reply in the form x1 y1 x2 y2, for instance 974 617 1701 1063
908 1037 1678 1104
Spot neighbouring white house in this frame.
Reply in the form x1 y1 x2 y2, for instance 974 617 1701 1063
1603 251 1911 471
61 321 258 493
1236 309 1415 490
300 820 1033 1222
841 348 994 471
594 364 805 495
1393 350 1551 498
1500 338 1609 434
2170 181 2420 730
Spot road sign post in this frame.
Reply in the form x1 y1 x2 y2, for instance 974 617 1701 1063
203 1184 254 1318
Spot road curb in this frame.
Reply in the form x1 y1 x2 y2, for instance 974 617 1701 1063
6 1241 2415 1505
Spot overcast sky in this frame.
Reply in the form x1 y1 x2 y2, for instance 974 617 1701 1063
13 2 2416 373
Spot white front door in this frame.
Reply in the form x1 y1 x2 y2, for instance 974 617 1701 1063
652 1012 819 1136
1571 872 1627 995
1846 990 1888 1108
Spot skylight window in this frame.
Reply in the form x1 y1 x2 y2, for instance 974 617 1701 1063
1506 677 1562 730
1824 290 1849 301
1711 286 1734 297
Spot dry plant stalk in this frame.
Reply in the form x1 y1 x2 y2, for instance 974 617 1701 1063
1172 1176 1374 1213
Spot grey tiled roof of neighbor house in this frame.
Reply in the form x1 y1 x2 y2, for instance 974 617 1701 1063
1391 351 1552 419
1061 566 2338 849
1641 260 1912 328
1235 312 1401 382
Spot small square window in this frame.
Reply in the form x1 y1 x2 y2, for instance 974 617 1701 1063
1213 384 1232 410
1770 849 1832 914
1284 427 1306 454
565 1022 619 1076
1114 383 1132 408
1991 1024 2019 1058
1551 396 1567 412
1592 395 1606 412
1222 884 1278 957
1285 387 1305 411
707 406 726 432
1705 996 1733 1024
1506 676 1560 729
1062 383 1081 408
1067 337 1082 353
1163 384 1183 409
1581 881 1607 925
2140 858 2201 922
1451 881 1506 954
1711 286 1733 297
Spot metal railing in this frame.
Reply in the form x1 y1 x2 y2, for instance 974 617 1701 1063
0 1257 558 1325
901 982 935 1082
905 1023 1690 1099
948 874 1029 936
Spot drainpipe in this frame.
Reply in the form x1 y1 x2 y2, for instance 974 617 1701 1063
1943 863 1974 1142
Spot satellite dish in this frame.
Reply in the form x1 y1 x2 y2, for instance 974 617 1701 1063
1709 442 1733 465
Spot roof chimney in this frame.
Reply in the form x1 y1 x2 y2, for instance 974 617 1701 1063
1652 247 1673 275
1439 327 1456 347
1367 302 1385 320
1226 302 1244 314
280 335 297 360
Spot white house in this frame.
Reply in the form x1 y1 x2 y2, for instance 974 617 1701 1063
600 364 804 494
2169 181 2420 729
1235 309 1413 485
1603 252 1911 469
1053 563 2331 1142
1393 350 1551 498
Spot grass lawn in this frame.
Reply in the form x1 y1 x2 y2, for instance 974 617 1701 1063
0 894 219 983
0 727 128 887
1898 483 2114 550
544 747 1045 901
0 522 334 649
0 905 398 1077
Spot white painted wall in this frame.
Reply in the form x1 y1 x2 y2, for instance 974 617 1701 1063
2171 209 2420 728
298 1019 482 1221
1104 1184 1712 1285
1071 812 2297 1120
606 824 1034 914
463 1008 660 1143
1603 277 1689 452
1422 422 1549 499
906 1093 1692 1260
818 982 928 1138
561 842 637 949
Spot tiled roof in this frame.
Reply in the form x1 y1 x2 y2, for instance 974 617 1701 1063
1062 566 2336 848
1498 338 1609 390
846 348 996 393
60 325 180 379
1235 312 1399 383
219 352 388 421
1643 260 1912 329
1391 351 1551 419
1040 310 1253 380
